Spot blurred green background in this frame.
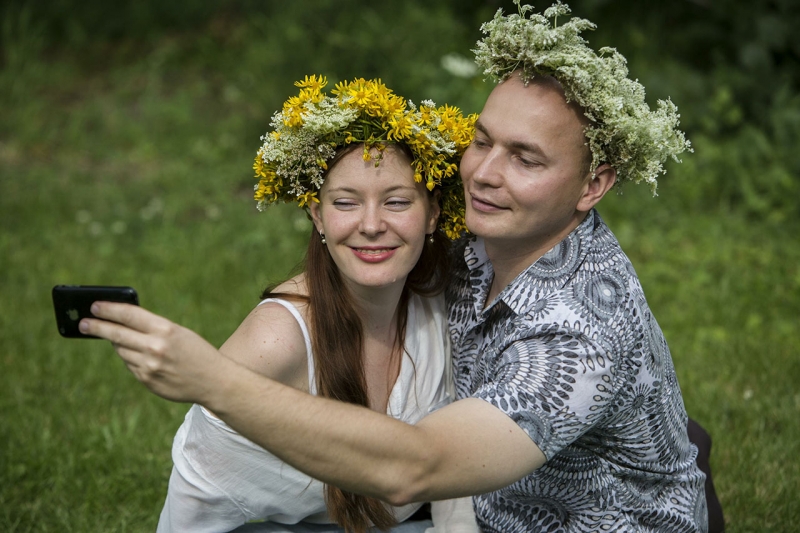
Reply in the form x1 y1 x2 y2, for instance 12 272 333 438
1 0 798 531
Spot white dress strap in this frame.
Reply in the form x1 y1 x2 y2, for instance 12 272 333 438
257 298 316 395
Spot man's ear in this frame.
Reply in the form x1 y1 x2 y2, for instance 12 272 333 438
309 200 324 235
577 163 616 212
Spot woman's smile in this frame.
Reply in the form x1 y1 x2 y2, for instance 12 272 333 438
350 246 399 263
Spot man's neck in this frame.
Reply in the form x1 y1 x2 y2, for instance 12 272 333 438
483 211 588 306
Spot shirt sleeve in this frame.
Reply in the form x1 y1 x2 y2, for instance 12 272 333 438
471 327 616 460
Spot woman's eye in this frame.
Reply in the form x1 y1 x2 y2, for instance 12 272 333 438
332 200 358 208
386 199 411 208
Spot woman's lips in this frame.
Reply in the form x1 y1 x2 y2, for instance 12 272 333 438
350 247 398 263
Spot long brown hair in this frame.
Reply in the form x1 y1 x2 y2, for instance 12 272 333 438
263 144 450 532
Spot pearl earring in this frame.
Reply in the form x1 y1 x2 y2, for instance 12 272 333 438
428 234 434 244
320 233 327 245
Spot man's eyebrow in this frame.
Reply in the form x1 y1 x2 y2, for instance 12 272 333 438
474 120 490 137
474 119 547 157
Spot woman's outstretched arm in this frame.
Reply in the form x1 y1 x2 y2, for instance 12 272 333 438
81 301 545 506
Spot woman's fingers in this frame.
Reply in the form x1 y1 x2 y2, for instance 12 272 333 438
113 343 146 371
88 301 172 334
80 317 154 357
79 303 229 404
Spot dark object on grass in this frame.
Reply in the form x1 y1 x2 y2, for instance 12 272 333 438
688 418 725 533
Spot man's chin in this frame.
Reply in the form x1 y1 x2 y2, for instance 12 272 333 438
465 214 510 240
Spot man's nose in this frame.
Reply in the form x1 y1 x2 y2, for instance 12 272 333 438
468 147 504 188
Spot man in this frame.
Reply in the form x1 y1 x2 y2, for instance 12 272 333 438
442 72 704 531
85 3 710 532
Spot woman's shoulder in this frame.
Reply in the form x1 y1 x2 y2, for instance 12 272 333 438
219 274 312 391
260 274 311 321
269 273 309 300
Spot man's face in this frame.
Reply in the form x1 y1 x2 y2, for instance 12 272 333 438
460 75 592 261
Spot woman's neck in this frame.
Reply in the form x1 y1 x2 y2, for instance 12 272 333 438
348 282 405 334
347 281 406 414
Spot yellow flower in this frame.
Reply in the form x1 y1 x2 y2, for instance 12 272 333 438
299 87 324 104
418 105 434 126
370 79 391 99
387 114 412 141
331 80 351 97
283 95 302 114
255 180 280 203
282 95 305 127
351 83 373 108
383 95 406 117
253 152 267 178
297 190 318 208
295 74 328 92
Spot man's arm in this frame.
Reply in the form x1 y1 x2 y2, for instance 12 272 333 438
211 364 546 505
82 302 546 505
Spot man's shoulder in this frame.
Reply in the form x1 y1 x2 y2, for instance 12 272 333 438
572 212 644 297
509 217 649 342
573 210 627 266
505 213 638 316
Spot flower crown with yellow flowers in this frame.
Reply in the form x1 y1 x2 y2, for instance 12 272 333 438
474 1 691 193
253 75 477 240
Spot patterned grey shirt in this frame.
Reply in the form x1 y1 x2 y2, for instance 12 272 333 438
446 210 707 533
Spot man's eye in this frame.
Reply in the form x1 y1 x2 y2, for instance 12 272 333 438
518 157 541 168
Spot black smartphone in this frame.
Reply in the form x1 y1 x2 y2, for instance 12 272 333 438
52 285 139 339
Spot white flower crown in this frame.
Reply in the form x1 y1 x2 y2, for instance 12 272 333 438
474 1 692 192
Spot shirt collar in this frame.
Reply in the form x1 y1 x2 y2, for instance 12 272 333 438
464 209 599 318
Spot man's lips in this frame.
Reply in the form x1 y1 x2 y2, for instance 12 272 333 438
469 193 506 212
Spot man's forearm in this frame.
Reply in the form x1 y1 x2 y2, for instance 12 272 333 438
205 360 545 505
78 301 539 501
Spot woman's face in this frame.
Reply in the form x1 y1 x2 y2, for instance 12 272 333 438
310 146 440 295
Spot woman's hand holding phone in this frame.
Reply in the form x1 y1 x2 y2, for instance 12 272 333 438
78 301 237 405
52 285 139 338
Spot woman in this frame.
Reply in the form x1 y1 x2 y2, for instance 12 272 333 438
86 77 478 533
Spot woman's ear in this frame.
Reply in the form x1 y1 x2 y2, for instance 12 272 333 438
309 200 324 235
427 189 442 234
577 163 616 213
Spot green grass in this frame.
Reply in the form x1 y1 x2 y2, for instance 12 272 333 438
1 16 799 533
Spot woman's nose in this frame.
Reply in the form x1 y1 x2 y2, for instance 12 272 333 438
359 204 387 236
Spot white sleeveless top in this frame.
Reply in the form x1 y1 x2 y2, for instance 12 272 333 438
156 293 457 533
